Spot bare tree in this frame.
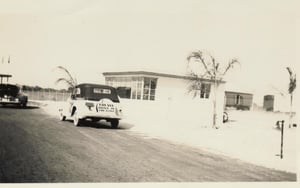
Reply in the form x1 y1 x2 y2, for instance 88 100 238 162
54 66 77 91
286 67 296 128
187 51 239 128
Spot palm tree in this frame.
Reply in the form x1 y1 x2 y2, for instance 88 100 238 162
187 51 239 128
54 66 77 92
286 67 296 128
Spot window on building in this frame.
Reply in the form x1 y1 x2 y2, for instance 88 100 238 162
105 76 157 101
116 87 131 99
143 78 157 100
236 95 243 105
131 77 142 100
200 83 211 99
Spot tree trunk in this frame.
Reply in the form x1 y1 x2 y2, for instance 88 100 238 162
212 78 217 129
289 93 293 128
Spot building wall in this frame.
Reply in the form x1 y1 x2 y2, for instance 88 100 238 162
105 74 225 127
264 94 290 112
156 76 225 126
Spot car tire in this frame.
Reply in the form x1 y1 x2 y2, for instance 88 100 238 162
223 112 229 123
59 113 66 121
73 111 82 126
111 119 119 129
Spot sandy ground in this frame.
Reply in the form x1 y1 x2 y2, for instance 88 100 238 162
37 100 298 174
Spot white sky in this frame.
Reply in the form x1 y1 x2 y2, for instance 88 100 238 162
0 0 299 94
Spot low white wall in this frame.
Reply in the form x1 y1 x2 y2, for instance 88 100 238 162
120 98 212 127
120 76 225 128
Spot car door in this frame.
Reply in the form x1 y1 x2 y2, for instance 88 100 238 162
67 88 79 116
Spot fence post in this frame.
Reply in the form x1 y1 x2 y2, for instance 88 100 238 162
48 89 50 100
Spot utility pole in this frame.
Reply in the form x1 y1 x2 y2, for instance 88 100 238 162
280 120 285 159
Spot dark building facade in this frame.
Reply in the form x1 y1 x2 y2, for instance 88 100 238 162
263 95 274 111
225 91 253 110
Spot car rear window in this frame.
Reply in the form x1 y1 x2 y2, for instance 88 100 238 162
76 85 119 102
93 88 111 94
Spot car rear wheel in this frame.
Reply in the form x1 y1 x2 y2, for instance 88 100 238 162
110 119 119 129
73 111 82 126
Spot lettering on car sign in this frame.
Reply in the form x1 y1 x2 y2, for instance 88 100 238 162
96 103 114 112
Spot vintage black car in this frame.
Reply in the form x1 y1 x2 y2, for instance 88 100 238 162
0 84 28 107
0 74 28 107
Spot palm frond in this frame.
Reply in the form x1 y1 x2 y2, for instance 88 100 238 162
288 77 296 94
287 67 296 94
222 58 239 76
185 71 203 98
187 51 203 61
56 66 77 84
54 66 77 89
55 78 76 88
286 67 293 76
187 51 214 77
209 54 217 76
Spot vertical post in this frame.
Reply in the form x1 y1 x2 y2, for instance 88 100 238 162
289 94 293 128
212 77 217 128
280 120 284 159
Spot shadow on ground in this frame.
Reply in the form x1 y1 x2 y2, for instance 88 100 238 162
63 119 135 130
0 105 39 110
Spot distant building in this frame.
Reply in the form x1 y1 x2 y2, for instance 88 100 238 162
225 91 253 110
263 95 274 111
262 94 290 112
103 71 226 126
252 84 291 112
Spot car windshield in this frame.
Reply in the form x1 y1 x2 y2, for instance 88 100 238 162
76 85 120 102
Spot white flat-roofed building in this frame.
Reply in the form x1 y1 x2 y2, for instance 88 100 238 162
103 71 226 127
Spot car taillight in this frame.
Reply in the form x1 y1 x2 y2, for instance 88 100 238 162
85 102 94 110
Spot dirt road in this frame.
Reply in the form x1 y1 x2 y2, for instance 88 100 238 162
0 105 296 182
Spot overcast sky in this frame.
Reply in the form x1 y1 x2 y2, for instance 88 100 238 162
0 0 299 94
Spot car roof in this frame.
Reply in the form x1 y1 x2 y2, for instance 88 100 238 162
76 83 115 89
0 83 19 88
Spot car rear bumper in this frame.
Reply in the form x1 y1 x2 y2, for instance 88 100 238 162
78 110 122 120
0 98 22 104
0 101 22 104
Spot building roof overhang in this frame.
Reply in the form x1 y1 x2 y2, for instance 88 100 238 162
225 91 253 95
103 71 226 84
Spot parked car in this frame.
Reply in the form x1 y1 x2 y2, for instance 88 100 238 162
59 83 123 128
0 83 28 107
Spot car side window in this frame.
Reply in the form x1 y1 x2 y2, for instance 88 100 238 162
75 88 81 98
70 94 76 100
